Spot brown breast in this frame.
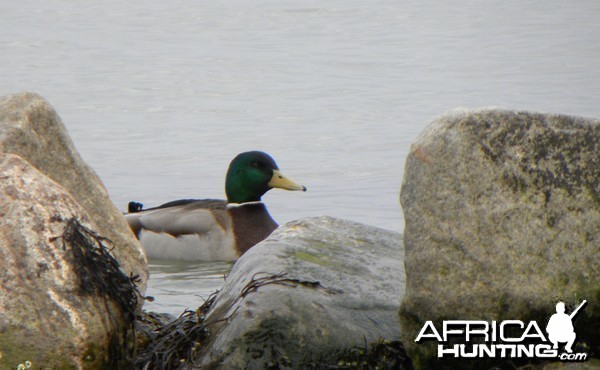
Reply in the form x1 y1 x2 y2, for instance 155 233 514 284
227 203 278 256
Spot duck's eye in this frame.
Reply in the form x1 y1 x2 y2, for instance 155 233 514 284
251 162 261 168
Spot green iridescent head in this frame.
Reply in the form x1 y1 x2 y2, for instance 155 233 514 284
224 151 306 204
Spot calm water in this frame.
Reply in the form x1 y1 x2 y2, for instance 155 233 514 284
145 261 232 315
2 0 599 315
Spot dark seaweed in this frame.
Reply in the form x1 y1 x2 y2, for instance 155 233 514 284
241 271 333 298
135 293 217 370
50 217 142 367
51 217 141 321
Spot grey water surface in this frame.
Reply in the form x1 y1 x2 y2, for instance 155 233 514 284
2 0 599 315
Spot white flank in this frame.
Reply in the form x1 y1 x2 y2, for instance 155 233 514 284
140 229 237 261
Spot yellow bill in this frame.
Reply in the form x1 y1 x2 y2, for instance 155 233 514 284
268 170 307 191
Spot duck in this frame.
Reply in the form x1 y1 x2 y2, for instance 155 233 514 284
124 151 306 261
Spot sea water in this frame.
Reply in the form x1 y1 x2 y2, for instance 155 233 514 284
2 0 599 314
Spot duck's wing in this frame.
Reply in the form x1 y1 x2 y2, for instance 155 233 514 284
125 199 229 238
124 199 237 261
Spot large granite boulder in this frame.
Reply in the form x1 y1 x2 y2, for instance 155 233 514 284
0 92 147 287
0 154 140 368
192 217 405 369
400 109 599 369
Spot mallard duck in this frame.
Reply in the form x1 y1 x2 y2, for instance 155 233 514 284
124 151 306 261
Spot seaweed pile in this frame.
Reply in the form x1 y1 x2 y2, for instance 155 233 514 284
133 272 415 370
135 293 217 370
51 217 142 366
51 217 142 320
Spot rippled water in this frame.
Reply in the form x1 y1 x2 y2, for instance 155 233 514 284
2 0 599 315
144 261 232 315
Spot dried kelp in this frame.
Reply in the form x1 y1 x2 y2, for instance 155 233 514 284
51 217 141 321
241 271 335 297
135 272 411 369
50 217 142 367
135 293 217 370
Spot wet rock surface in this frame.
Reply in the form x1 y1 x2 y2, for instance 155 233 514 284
192 217 406 369
0 154 140 369
399 109 599 369
0 92 147 287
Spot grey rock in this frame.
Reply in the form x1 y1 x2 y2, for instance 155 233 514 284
399 109 599 368
0 92 148 290
194 216 405 369
0 154 138 368
542 359 600 370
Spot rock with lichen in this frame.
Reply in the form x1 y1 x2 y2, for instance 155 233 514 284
0 153 141 368
0 92 147 289
399 109 600 369
187 217 407 369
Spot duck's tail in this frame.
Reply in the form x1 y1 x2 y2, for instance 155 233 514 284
128 201 144 213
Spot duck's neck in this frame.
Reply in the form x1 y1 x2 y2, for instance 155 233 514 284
226 201 263 208
226 192 263 204
225 178 267 204
227 202 278 255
